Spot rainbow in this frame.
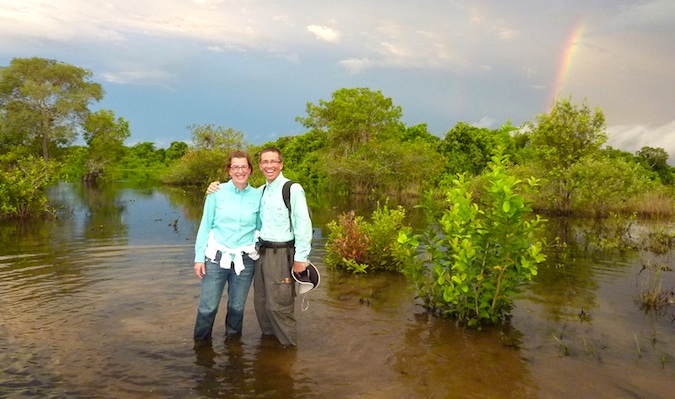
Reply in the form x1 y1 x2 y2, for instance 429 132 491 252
548 21 585 109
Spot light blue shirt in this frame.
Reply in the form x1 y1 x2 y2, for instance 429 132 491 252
194 180 261 263
259 172 312 263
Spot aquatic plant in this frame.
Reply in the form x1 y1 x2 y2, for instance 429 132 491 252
400 145 547 327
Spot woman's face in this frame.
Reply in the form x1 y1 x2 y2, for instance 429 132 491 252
228 157 251 186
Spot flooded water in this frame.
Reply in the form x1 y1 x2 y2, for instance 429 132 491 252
1 181 675 398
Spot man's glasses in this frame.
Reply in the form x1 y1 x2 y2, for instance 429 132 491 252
229 165 250 171
260 160 281 166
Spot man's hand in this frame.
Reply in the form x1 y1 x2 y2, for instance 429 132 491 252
292 261 308 274
194 262 206 279
206 181 221 195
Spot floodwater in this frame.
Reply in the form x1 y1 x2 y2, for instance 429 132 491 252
1 181 675 399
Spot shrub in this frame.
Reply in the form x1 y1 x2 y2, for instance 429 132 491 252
0 155 60 219
399 150 547 327
325 203 413 273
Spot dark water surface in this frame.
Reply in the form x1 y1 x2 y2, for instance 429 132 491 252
1 182 674 398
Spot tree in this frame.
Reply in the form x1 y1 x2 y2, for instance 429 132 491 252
636 146 673 184
165 141 189 163
82 109 130 181
524 98 608 213
0 57 103 162
161 124 248 185
296 88 403 156
439 121 515 176
189 123 244 151
528 97 606 170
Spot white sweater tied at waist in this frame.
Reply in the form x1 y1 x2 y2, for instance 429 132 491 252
204 231 259 275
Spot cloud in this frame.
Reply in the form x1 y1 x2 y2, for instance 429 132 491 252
607 121 675 165
339 58 372 74
101 69 175 87
306 25 340 42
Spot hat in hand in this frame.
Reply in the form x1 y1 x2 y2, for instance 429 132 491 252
292 261 320 294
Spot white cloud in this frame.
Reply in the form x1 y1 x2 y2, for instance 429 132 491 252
473 116 496 129
306 25 340 42
339 58 372 74
607 121 675 164
101 69 174 87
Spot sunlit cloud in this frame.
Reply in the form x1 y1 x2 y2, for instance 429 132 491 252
306 25 340 42
339 58 372 73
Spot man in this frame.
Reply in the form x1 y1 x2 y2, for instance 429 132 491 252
255 147 312 346
207 147 312 346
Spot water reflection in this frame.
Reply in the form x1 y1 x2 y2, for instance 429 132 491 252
1 181 675 399
192 337 299 398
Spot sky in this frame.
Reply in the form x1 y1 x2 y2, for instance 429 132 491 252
1 0 674 161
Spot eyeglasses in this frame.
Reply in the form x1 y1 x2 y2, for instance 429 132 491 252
229 165 250 171
260 160 281 166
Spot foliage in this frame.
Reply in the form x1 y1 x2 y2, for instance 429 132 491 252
438 121 516 176
527 97 607 169
515 98 608 214
635 146 673 185
568 155 653 217
399 147 547 327
264 130 328 187
161 124 247 186
0 57 103 162
325 203 414 273
82 109 130 181
0 154 60 219
296 87 403 156
189 123 244 151
319 138 446 196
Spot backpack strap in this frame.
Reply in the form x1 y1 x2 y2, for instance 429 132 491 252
282 180 295 232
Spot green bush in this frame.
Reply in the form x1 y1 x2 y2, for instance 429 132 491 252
399 150 547 327
325 203 413 273
0 155 60 219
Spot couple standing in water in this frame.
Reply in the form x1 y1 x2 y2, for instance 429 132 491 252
192 147 313 347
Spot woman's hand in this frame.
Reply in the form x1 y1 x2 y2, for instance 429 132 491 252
194 262 206 279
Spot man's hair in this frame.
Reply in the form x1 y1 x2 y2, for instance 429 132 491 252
227 150 253 172
259 147 283 162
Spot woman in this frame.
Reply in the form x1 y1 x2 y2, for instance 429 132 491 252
193 150 262 342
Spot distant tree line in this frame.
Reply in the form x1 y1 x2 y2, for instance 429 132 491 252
1 57 674 219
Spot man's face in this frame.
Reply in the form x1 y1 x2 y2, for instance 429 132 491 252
259 151 283 183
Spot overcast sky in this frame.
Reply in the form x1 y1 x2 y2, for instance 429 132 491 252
1 0 674 161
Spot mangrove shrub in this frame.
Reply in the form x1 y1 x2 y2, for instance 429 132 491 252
399 149 547 327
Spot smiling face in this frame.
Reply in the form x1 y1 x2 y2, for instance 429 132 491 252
228 157 252 188
259 149 283 183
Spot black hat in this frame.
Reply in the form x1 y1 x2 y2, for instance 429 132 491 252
292 262 320 294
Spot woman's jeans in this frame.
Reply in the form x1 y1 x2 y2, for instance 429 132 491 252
194 255 254 341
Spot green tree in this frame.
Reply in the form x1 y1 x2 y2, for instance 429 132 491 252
636 146 673 184
568 155 652 216
524 98 608 213
161 124 247 185
190 123 244 151
528 97 606 169
439 121 515 176
165 141 189 163
296 87 402 156
0 57 103 162
82 109 130 181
